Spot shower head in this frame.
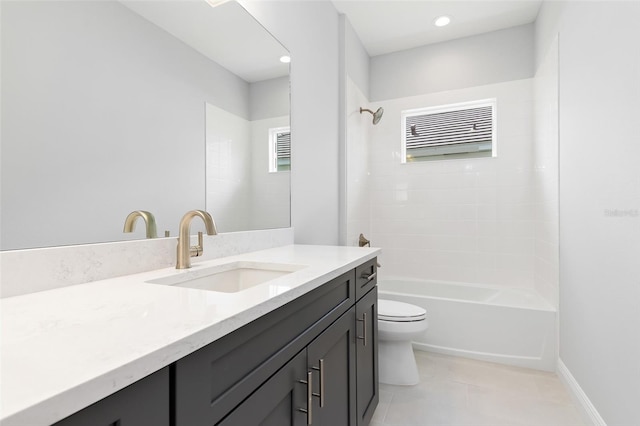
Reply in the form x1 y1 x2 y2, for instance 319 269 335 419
360 106 384 125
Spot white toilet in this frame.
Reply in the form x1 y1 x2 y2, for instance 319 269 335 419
377 299 428 386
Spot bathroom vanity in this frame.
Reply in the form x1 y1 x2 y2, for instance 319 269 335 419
0 246 379 426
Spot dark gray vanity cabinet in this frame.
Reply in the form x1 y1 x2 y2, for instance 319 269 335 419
356 286 379 426
53 367 169 426
174 268 358 426
52 258 378 426
172 259 379 426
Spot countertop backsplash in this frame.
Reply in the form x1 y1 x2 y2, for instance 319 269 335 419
0 228 294 298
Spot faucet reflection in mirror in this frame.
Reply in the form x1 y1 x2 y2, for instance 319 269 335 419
176 210 218 269
123 210 158 239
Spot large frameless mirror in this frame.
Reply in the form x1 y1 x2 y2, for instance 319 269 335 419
0 0 290 250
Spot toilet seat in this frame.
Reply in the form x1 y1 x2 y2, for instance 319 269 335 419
378 299 426 322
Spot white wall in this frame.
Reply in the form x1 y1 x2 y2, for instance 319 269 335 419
241 0 341 245
532 37 559 308
370 24 534 102
536 2 640 424
343 16 370 99
0 1 248 249
369 80 535 286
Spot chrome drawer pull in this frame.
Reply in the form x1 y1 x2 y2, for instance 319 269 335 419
312 359 325 407
297 371 313 424
356 312 368 346
360 271 377 282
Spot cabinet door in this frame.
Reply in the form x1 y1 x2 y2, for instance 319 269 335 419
307 308 357 426
218 350 309 426
53 367 169 426
356 287 379 426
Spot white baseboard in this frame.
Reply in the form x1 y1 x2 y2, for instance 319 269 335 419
557 359 607 426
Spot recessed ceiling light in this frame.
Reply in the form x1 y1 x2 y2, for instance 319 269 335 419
280 55 291 64
434 15 451 27
205 0 230 7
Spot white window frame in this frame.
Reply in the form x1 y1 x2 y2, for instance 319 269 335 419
268 126 291 173
400 98 497 163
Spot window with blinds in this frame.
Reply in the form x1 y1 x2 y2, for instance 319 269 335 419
269 127 291 172
401 99 496 162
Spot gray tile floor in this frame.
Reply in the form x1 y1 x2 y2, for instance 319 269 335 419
371 351 586 426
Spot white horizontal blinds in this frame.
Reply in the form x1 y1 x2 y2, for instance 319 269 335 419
276 131 290 160
276 131 291 171
405 105 493 152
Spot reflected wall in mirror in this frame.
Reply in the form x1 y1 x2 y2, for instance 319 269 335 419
0 0 290 250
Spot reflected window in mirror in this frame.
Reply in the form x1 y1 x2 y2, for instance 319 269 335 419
269 127 291 173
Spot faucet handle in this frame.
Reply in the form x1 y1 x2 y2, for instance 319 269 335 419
189 231 204 258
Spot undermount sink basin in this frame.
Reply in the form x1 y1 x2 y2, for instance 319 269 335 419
147 261 307 293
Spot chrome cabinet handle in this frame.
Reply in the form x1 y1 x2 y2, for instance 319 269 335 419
360 271 377 282
298 371 313 424
356 312 368 346
312 359 325 407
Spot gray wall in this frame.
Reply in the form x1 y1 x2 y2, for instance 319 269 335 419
250 76 290 121
370 24 535 101
241 0 341 245
1 1 248 249
537 2 640 424
344 16 370 99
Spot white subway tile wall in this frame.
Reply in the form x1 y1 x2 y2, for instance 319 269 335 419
367 79 538 288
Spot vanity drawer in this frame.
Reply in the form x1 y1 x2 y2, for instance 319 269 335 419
355 257 378 300
174 269 356 426
54 367 169 426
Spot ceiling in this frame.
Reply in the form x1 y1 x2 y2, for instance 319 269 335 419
332 0 542 57
120 0 289 83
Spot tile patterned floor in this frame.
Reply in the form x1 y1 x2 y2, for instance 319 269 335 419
371 351 586 426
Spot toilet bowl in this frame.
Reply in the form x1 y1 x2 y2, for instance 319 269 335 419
378 299 428 386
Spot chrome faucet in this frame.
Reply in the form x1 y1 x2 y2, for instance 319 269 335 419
123 210 158 239
176 210 217 269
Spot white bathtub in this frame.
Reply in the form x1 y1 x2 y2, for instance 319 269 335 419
378 279 557 371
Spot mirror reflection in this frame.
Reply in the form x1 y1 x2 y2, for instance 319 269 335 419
0 0 290 251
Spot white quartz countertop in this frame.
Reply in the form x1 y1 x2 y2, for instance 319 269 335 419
0 244 379 426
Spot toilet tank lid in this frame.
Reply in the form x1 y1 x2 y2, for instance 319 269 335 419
378 299 426 320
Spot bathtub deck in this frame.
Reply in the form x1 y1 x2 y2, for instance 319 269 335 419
371 351 585 426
